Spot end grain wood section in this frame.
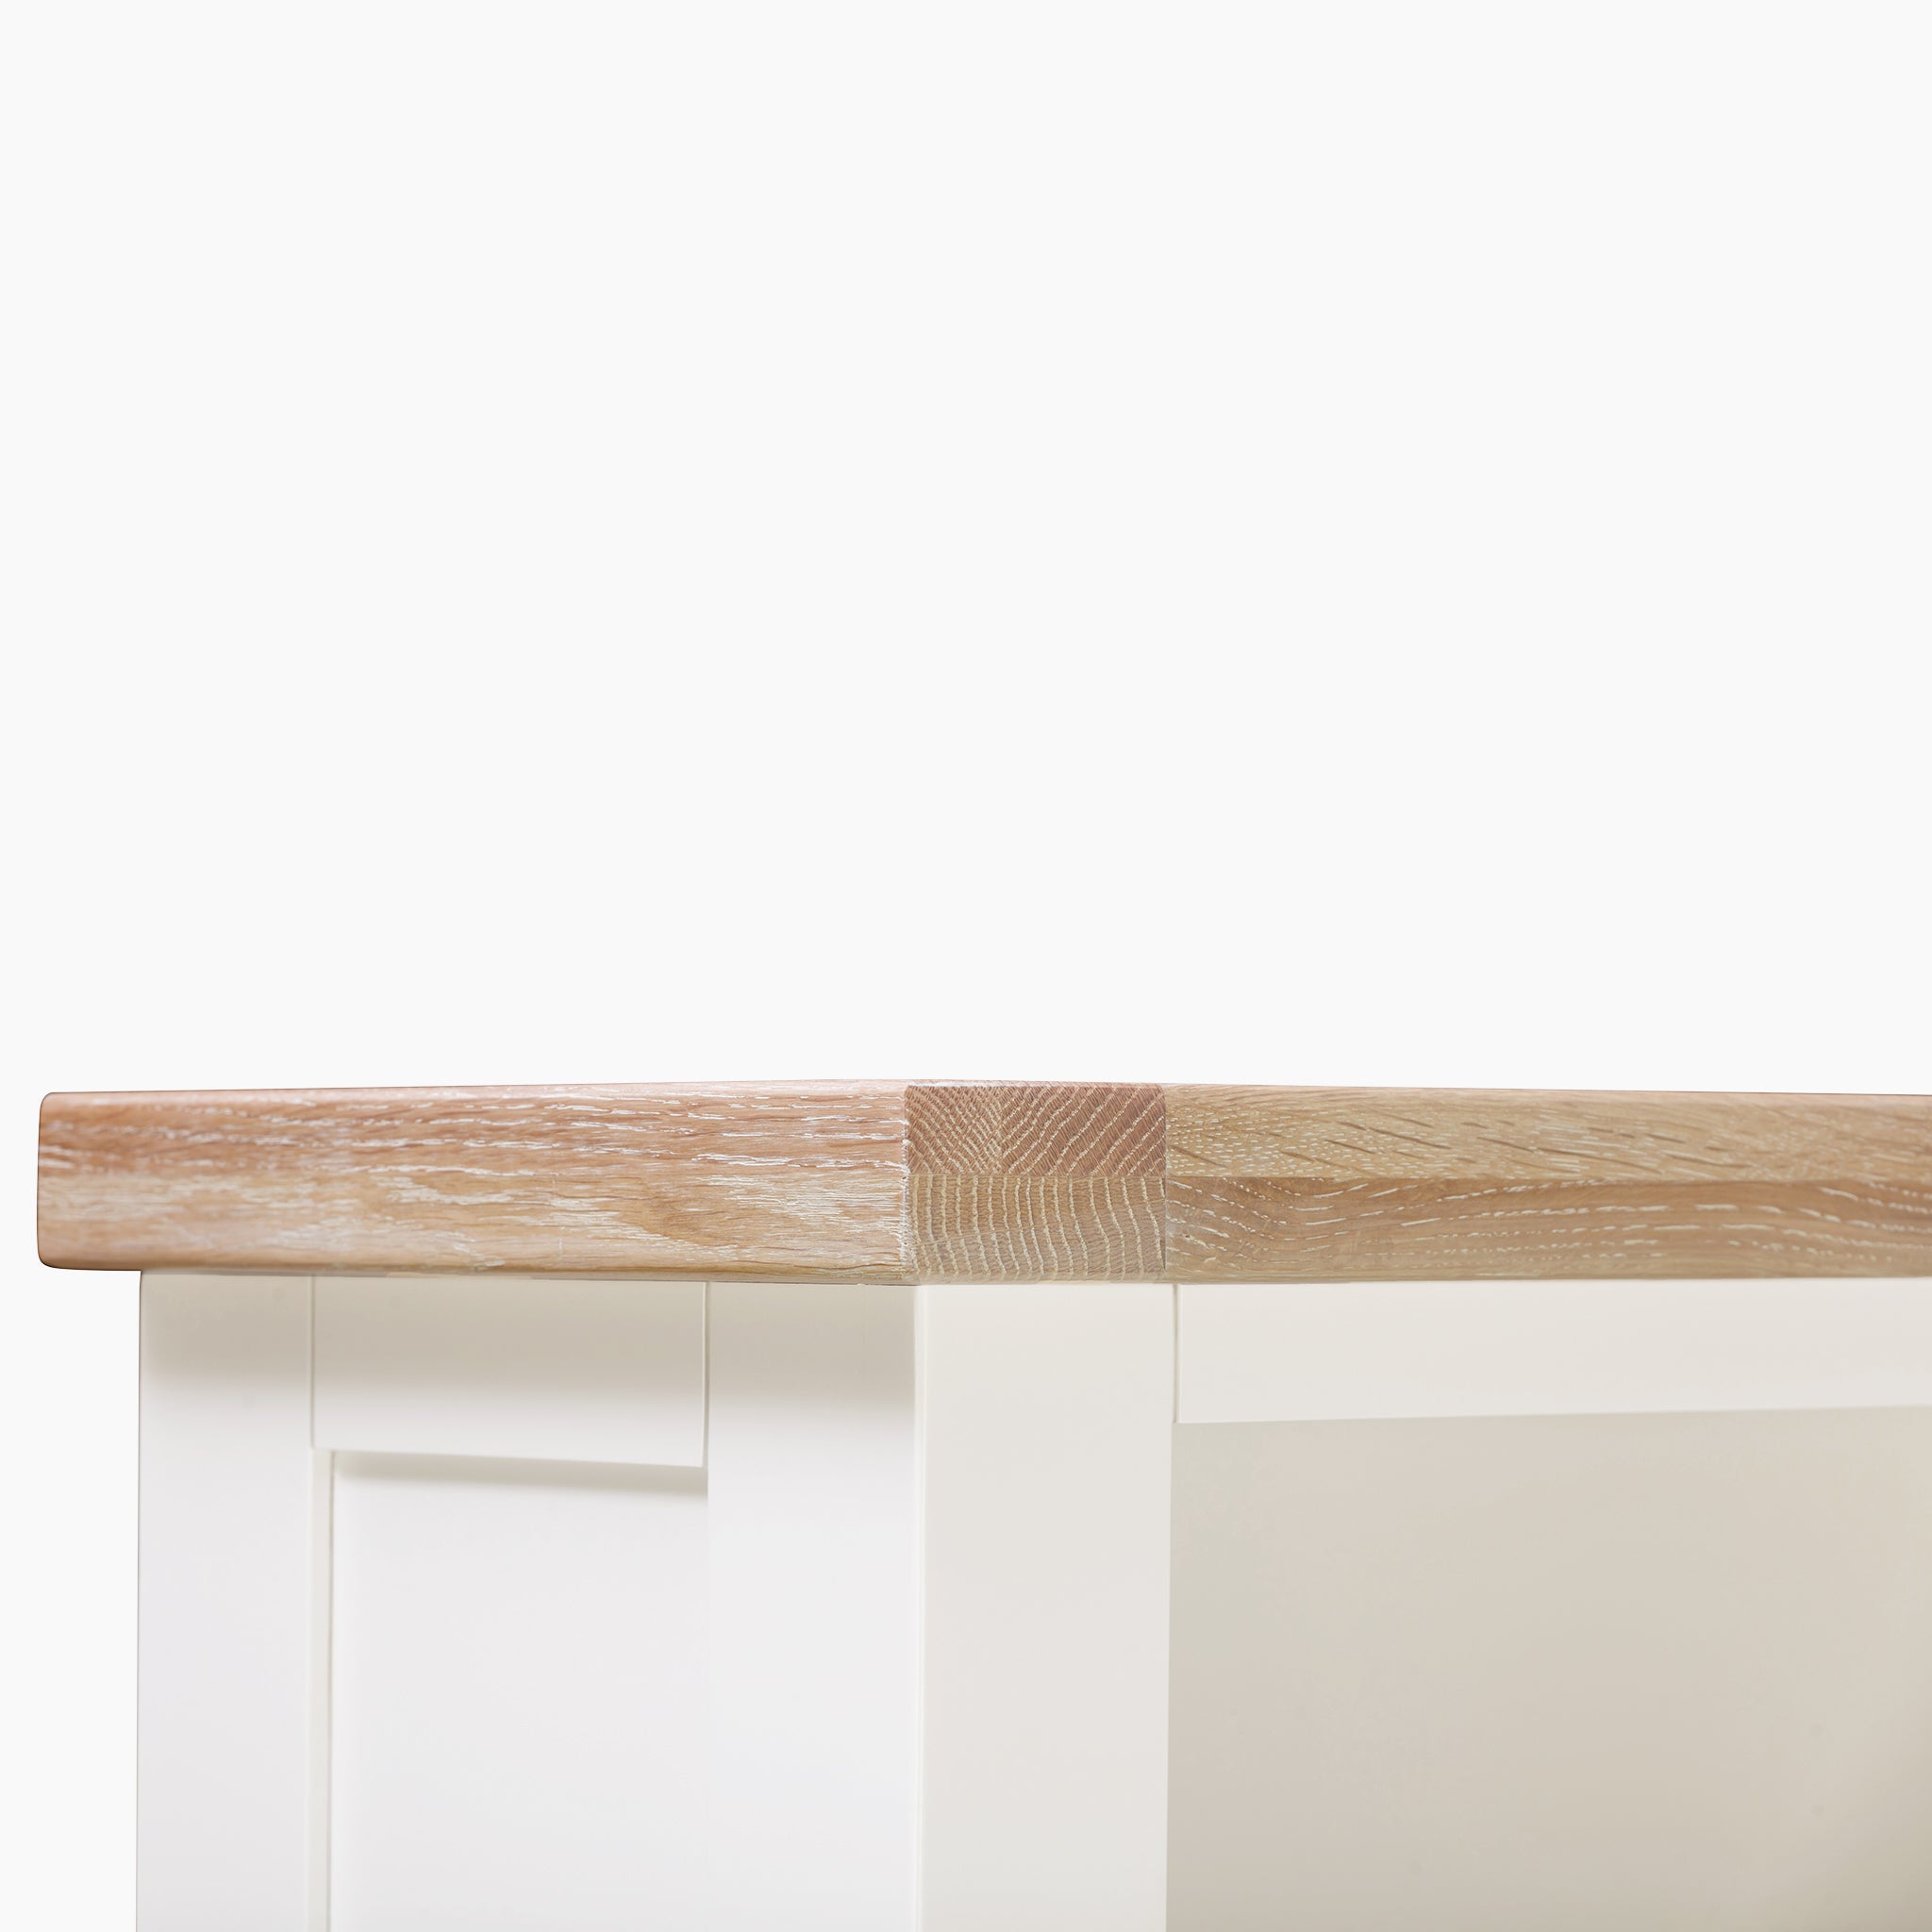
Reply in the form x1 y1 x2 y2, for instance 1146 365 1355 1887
1166 1088 1932 1280
37 1085 913 1279
36 1082 1932 1282
908 1085 1166 1281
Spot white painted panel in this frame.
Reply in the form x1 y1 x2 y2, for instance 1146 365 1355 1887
327 1452 707 1932
920 1283 1174 1932
1180 1277 1932 1423
138 1274 317 1932
1169 1409 1932 1930
708 1284 919 1932
313 1274 703 1465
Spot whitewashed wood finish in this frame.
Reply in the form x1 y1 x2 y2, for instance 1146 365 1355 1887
1167 1088 1932 1181
908 1085 1168 1280
327 1454 707 1931
56 1083 1932 1281
43 1084 912 1277
919 1283 1174 1931
1167 1087 1932 1280
138 1274 318 1932
707 1283 920 1931
1180 1277 1932 1423
313 1275 705 1465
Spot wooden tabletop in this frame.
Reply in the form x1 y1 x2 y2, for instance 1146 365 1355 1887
38 1083 1932 1283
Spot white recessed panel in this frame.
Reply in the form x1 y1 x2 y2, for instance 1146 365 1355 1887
328 1452 707 1932
314 1274 703 1464
1180 1277 1932 1424
1169 1409 1932 1930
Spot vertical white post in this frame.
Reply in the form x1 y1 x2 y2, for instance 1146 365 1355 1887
138 1274 318 1932
708 1282 921 1931
919 1282 1175 1932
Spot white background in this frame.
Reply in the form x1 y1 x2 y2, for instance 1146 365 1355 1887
2 3 1928 1922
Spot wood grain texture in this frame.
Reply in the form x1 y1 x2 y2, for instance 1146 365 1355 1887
908 1085 1165 1280
1166 1088 1932 1279
38 1085 912 1279
908 1084 1165 1179
38 1081 1932 1281
911 1178 1167 1281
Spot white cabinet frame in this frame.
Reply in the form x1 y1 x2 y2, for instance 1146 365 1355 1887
137 1274 1175 1932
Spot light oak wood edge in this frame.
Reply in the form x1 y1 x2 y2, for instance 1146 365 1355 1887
1163 1086 1932 1182
910 1175 1167 1282
38 1084 916 1282
908 1083 1165 1178
906 1084 1167 1280
1163 1086 1932 1281
38 1081 1932 1283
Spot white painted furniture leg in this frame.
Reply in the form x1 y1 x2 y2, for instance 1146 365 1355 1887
919 1282 1174 1932
708 1280 1174 1930
707 1282 922 1932
138 1274 319 1932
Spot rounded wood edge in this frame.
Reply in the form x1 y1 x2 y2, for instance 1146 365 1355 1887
36 1082 1932 1281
